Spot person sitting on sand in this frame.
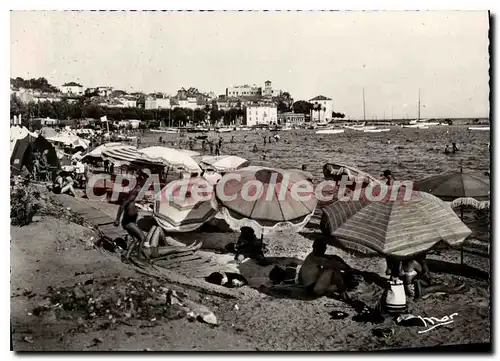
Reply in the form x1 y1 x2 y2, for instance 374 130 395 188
234 227 269 265
114 171 148 260
298 239 352 300
52 171 76 197
401 255 465 300
301 164 307 171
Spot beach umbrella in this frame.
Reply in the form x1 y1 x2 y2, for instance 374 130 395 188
179 149 202 162
415 170 490 263
415 171 490 201
140 146 202 173
215 167 317 236
81 142 126 162
101 146 161 168
320 190 471 258
200 155 250 173
153 177 218 232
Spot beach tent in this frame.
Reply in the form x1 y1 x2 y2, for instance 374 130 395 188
11 135 59 176
29 136 60 170
10 135 33 175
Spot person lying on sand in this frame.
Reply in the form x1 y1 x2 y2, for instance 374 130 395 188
114 171 148 260
298 240 352 300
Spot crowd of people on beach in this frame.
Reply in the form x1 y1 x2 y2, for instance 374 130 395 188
25 126 479 327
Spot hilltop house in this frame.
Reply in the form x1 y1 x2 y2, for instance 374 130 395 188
309 95 333 122
60 82 84 96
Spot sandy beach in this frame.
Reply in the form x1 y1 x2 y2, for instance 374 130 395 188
10 10 491 352
10 181 490 351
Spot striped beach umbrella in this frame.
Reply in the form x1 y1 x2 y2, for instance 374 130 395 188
153 177 218 233
321 191 471 257
101 146 161 168
215 167 317 236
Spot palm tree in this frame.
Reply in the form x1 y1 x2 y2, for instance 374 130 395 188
313 102 326 122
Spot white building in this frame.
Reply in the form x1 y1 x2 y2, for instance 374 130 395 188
309 95 333 122
145 97 171 110
119 97 138 108
245 104 278 127
226 84 262 97
60 82 84 96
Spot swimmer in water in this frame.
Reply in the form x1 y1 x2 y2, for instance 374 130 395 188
444 145 450 154
452 142 459 153
253 144 258 153
381 169 395 186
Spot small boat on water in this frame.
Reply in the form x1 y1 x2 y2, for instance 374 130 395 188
316 128 345 135
151 128 179 134
363 128 390 133
216 127 232 133
468 126 490 131
403 124 429 129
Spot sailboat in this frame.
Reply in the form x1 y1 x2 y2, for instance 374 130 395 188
345 89 386 133
403 90 438 128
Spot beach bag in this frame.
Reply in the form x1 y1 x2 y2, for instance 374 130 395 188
384 279 407 314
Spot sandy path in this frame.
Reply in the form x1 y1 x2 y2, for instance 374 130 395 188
10 217 257 351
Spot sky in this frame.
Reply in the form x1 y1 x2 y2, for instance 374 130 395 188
10 11 490 119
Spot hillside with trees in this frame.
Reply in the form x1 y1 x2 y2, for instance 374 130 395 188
10 77 60 93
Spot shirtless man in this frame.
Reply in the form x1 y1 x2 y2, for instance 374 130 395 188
114 172 147 259
298 240 352 299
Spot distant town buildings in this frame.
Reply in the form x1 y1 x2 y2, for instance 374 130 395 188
86 86 113 97
226 84 262 97
60 82 84 96
245 104 278 127
309 95 333 122
226 80 282 99
11 88 62 104
277 112 305 126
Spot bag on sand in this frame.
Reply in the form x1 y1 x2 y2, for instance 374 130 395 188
384 279 407 314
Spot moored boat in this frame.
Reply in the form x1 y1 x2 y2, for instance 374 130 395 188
316 128 345 135
363 128 390 133
468 126 490 131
